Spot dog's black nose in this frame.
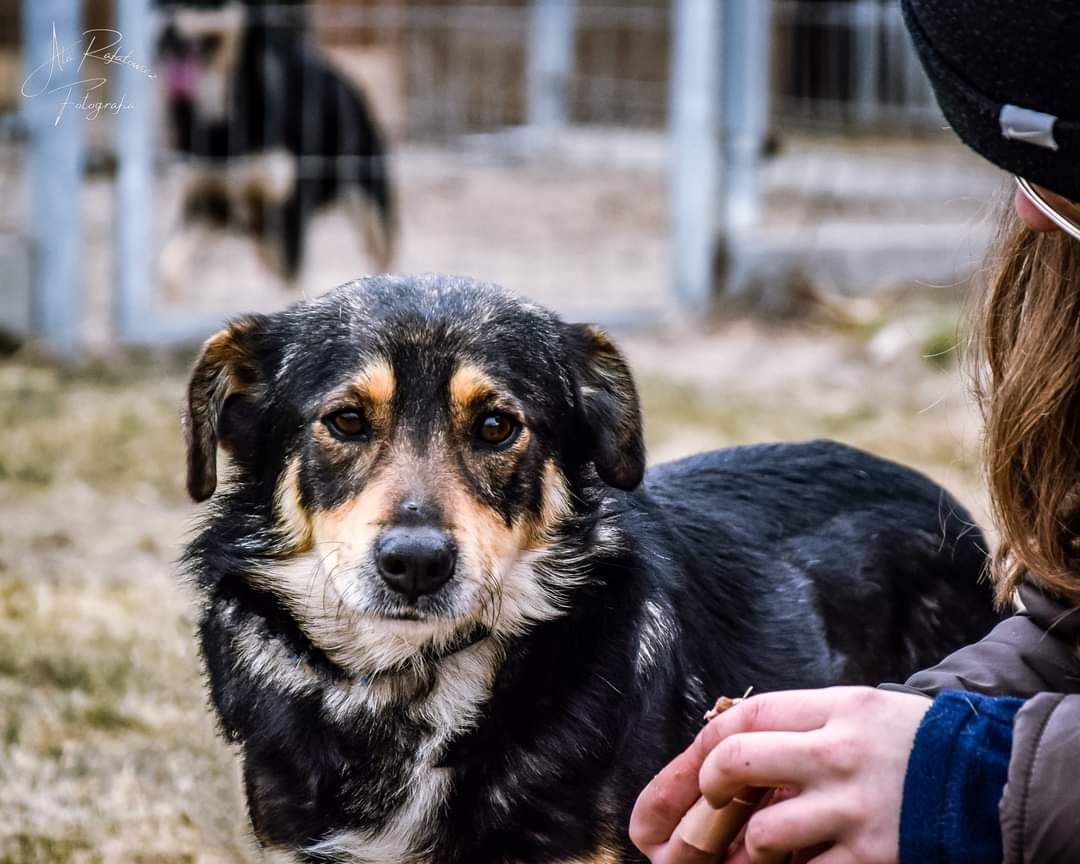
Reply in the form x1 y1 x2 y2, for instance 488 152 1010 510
375 527 456 601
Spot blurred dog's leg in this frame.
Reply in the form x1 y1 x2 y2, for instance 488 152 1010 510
234 150 300 287
158 171 232 300
158 221 213 302
252 199 302 289
346 186 396 274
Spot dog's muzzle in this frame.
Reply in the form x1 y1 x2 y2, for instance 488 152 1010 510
375 526 457 603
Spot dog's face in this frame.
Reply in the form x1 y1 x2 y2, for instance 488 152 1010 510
185 275 644 678
156 3 245 118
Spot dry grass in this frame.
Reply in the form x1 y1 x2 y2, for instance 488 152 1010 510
0 356 256 864
0 299 983 861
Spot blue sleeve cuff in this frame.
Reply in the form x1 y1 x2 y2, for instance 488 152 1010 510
899 690 1023 864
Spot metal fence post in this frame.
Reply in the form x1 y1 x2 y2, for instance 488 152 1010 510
852 0 882 127
22 0 83 356
527 0 577 130
114 0 153 344
669 0 721 313
722 0 771 231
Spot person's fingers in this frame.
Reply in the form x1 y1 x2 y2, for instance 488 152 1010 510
633 689 860 855
649 836 728 864
791 845 830 864
698 689 848 754
631 735 715 849
804 846 856 864
699 732 824 807
718 787 785 864
740 793 847 864
720 841 753 864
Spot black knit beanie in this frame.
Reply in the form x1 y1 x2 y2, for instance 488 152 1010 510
901 0 1080 202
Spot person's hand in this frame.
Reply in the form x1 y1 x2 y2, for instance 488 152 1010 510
629 687 932 864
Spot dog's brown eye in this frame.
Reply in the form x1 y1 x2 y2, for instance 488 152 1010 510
474 412 520 449
324 409 369 440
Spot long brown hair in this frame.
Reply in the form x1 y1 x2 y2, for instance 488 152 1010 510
974 195 1080 607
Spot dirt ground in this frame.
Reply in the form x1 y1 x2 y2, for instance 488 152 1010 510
0 285 988 861
71 145 673 349
17 133 992 348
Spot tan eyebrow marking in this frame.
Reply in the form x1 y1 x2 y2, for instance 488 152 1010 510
449 364 497 411
351 359 395 406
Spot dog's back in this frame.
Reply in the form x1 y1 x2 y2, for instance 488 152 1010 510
639 441 998 697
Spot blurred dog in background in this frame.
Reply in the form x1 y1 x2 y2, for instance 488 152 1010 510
155 0 397 293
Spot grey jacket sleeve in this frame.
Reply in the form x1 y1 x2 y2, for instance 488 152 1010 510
899 584 1080 698
893 583 1080 863
999 693 1080 864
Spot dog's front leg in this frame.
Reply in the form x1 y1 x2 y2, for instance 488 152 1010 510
159 220 216 301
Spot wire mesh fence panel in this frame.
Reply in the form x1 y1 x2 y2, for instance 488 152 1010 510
11 0 1012 351
771 0 942 134
570 3 669 128
739 0 1003 306
142 0 676 334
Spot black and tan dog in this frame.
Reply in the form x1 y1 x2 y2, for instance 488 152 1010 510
156 0 395 292
182 274 999 863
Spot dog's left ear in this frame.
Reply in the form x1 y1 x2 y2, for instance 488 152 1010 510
184 315 270 502
564 323 645 491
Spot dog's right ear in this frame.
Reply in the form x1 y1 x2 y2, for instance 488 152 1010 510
563 322 646 491
184 315 269 502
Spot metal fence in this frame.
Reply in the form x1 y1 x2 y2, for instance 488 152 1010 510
306 1 942 137
0 1 28 343
771 0 941 133
306 1 941 136
8 0 997 355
